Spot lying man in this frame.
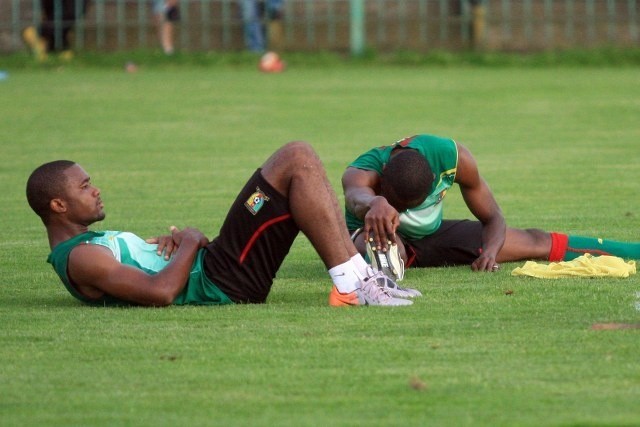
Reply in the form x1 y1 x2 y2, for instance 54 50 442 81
343 134 640 275
27 141 422 308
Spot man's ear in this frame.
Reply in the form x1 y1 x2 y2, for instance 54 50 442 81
50 198 67 214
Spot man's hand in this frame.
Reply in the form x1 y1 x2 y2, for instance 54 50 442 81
364 196 400 252
146 226 208 260
342 167 402 252
471 250 500 272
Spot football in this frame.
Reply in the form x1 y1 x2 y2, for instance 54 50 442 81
258 51 285 73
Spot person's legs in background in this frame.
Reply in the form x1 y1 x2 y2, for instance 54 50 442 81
241 0 265 52
153 0 180 55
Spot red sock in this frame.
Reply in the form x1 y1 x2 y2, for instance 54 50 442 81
549 232 568 261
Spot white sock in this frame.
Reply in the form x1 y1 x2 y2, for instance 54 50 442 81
329 261 361 293
350 254 370 279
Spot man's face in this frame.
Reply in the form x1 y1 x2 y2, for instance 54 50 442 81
61 164 105 225
380 179 425 213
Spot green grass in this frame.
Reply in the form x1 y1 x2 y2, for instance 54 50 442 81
1 57 639 426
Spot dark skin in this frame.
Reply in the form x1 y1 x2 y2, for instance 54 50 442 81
43 142 361 305
342 143 552 272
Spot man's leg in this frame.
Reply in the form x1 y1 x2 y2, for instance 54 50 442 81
260 141 412 306
354 218 640 268
497 227 552 262
377 221 547 267
260 141 357 269
32 0 55 55
241 0 265 52
60 0 80 51
497 228 640 262
266 0 284 50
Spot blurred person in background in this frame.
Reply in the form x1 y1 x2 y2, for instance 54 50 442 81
153 0 180 55
23 0 90 61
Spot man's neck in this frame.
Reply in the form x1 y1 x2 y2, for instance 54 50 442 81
47 223 91 250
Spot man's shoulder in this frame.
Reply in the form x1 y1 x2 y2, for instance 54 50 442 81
69 240 114 256
49 230 119 269
68 240 118 273
349 146 389 172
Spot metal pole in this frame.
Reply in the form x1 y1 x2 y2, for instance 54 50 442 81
418 0 427 44
350 0 365 56
376 0 385 45
565 0 574 42
12 0 20 50
439 0 447 44
305 0 315 46
53 0 62 51
117 0 125 50
544 0 553 46
201 0 211 50
137 0 147 48
607 0 616 42
222 0 231 49
587 0 595 43
96 0 105 49
327 0 336 45
502 0 511 41
630 0 639 42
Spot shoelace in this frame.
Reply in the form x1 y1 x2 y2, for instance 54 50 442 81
366 266 401 291
363 271 394 300
366 266 421 298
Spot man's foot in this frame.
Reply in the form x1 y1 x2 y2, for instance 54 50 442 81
366 238 405 281
59 50 74 61
366 268 422 298
22 26 47 62
329 278 412 307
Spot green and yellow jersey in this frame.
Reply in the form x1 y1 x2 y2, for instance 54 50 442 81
345 134 458 240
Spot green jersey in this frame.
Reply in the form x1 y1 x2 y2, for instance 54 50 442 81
345 134 458 240
47 231 233 306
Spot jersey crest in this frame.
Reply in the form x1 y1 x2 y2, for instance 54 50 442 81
244 187 270 215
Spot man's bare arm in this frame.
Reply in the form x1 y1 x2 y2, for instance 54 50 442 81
342 167 380 219
342 167 399 249
455 144 506 271
68 228 207 306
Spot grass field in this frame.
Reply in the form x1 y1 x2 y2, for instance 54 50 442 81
1 56 639 426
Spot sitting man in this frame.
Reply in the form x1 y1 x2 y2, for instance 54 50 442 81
27 141 421 308
343 134 640 275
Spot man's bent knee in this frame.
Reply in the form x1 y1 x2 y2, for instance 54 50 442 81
279 141 320 167
261 141 321 196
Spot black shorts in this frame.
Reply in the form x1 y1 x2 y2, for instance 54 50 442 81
404 220 483 267
202 169 299 303
166 5 180 21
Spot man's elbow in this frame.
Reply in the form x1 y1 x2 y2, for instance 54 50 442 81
156 291 178 307
151 298 174 307
145 288 178 307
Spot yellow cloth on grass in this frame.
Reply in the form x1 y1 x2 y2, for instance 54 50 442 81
511 254 636 279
